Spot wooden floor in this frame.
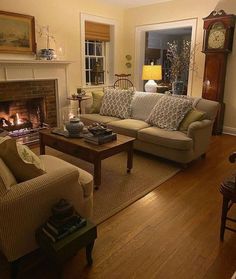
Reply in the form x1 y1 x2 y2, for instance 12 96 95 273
1 134 236 279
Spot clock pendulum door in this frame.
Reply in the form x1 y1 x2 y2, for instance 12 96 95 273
202 52 228 134
202 10 236 134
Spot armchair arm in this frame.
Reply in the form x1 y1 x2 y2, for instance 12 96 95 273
187 119 213 155
0 166 85 261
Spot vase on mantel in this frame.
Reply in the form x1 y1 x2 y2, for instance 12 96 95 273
38 48 57 60
37 25 57 60
172 78 184 95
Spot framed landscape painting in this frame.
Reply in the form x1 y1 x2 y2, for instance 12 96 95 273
0 11 36 54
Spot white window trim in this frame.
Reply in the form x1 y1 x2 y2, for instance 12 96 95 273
80 12 117 87
134 18 197 95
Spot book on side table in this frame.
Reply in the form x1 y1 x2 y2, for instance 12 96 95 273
42 214 87 242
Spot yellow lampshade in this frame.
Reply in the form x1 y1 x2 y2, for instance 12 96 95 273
142 65 162 80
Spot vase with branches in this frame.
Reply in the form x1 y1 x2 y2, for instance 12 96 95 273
166 40 194 94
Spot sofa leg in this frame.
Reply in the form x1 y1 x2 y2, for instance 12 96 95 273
181 163 188 169
201 153 206 159
10 259 20 279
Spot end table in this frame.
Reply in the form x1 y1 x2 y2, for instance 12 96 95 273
67 96 91 114
35 220 97 275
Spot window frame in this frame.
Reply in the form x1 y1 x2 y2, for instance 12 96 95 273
134 19 197 95
80 13 116 88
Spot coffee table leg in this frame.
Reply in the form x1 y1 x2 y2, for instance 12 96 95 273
86 241 95 266
127 143 133 173
94 158 101 190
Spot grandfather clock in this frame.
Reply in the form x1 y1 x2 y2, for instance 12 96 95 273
202 10 235 134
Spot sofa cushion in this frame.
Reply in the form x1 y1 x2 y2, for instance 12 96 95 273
107 119 150 138
131 91 163 121
178 109 206 131
0 136 45 182
80 113 120 126
138 127 193 150
89 91 104 113
0 158 17 196
100 88 134 119
146 95 193 130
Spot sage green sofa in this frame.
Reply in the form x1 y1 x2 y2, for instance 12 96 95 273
80 92 219 164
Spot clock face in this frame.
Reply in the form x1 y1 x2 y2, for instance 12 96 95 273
208 29 226 49
207 23 226 49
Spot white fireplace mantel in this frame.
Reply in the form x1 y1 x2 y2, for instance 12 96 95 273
0 60 73 126
0 59 72 65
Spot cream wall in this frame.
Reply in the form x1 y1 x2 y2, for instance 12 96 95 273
124 0 236 133
1 0 236 132
0 0 125 93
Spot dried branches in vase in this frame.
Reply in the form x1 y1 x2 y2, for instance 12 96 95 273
166 40 195 94
167 40 191 81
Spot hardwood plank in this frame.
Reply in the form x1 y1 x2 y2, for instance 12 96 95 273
1 135 236 279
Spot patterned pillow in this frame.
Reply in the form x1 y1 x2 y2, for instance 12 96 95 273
100 88 134 119
146 95 193 130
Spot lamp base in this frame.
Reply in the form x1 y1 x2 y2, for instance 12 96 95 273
144 80 157 93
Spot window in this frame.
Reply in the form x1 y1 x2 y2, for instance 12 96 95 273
85 40 105 85
81 13 116 87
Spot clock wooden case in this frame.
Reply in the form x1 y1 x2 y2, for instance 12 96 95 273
202 10 236 134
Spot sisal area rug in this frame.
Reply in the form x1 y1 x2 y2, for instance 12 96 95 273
36 147 180 224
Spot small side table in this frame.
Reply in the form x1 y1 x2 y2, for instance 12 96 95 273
67 96 91 114
220 177 236 241
35 220 97 274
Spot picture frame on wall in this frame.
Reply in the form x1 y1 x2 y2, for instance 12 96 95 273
0 10 36 54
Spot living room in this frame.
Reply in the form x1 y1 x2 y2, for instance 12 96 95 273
0 0 236 278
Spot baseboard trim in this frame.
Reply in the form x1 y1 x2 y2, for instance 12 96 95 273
223 126 236 136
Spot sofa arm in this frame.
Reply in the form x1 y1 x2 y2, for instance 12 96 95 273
0 166 80 205
187 119 212 137
0 167 87 261
187 119 213 155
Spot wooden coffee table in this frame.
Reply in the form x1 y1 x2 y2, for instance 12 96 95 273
39 129 135 189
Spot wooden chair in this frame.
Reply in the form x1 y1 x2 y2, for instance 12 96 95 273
113 74 134 90
220 152 236 241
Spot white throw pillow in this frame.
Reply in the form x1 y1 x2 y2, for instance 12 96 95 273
146 95 193 130
100 88 134 119
131 91 163 121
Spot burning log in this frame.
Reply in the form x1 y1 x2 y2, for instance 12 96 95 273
0 117 11 127
0 117 32 131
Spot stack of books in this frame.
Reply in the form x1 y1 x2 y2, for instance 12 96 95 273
42 214 87 242
84 132 117 145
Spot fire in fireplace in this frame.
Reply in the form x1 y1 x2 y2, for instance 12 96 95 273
0 98 45 132
0 79 57 144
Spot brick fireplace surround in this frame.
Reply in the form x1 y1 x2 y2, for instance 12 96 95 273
0 60 71 118
0 60 71 142
0 79 57 128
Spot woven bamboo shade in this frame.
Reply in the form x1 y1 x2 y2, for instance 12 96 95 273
85 21 110 42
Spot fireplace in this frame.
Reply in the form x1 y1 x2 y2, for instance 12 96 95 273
0 79 57 144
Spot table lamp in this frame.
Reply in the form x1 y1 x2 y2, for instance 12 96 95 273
142 64 162 93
